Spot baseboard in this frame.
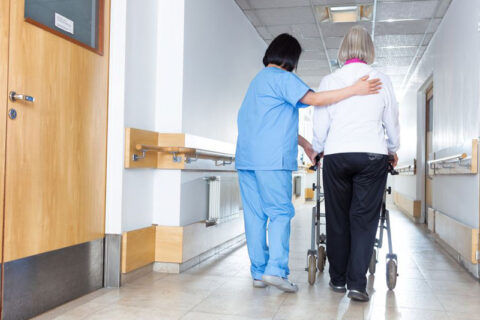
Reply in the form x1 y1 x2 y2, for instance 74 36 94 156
3 239 104 320
121 226 156 273
393 191 421 222
434 210 478 265
121 217 245 275
154 233 246 273
121 262 155 285
435 236 479 279
427 207 435 232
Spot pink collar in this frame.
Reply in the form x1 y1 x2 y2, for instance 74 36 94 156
345 58 367 65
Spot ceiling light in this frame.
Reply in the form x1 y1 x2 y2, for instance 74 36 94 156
330 6 358 12
316 4 374 23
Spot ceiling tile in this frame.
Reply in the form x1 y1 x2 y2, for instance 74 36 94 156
374 34 433 47
293 24 320 38
297 67 332 76
376 46 426 57
256 26 273 39
299 37 323 50
243 10 262 26
244 7 315 26
374 56 414 67
312 0 371 5
375 19 430 35
327 49 338 59
236 0 310 9
301 50 327 60
435 0 453 17
375 65 410 75
324 36 344 49
376 1 438 21
297 59 330 70
320 21 372 37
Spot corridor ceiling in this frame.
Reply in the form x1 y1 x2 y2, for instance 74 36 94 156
235 0 452 96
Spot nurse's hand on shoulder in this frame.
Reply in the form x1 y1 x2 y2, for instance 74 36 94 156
353 75 382 95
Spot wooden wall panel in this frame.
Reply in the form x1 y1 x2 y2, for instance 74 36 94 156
435 211 478 264
393 191 421 220
125 128 159 168
121 226 156 273
155 226 183 263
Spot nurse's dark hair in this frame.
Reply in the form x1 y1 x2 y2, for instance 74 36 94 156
262 33 302 72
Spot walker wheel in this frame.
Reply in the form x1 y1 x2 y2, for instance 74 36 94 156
317 246 326 272
386 259 398 290
307 255 317 285
369 249 377 275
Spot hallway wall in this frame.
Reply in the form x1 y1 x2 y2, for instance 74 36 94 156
393 0 480 228
122 0 158 231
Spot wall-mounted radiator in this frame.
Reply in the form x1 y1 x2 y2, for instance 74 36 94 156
205 176 242 227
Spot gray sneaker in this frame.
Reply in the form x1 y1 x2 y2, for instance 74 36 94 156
262 275 298 293
253 279 268 288
348 290 370 302
329 281 347 293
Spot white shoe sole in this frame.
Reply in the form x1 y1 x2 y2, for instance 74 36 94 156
253 280 268 288
262 275 298 293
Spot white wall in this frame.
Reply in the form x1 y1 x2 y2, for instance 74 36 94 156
105 0 127 234
182 0 266 144
121 0 159 232
393 0 480 227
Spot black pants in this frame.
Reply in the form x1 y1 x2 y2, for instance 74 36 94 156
323 153 388 291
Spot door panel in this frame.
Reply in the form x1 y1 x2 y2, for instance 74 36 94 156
425 86 433 211
3 0 109 262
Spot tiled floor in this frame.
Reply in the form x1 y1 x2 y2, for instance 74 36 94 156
35 202 480 320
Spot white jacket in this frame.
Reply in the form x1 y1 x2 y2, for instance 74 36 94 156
312 63 400 155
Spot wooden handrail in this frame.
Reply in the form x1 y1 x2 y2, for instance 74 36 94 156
428 153 467 165
135 144 235 162
135 144 196 154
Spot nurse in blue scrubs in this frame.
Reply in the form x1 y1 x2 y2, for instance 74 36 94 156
235 33 382 293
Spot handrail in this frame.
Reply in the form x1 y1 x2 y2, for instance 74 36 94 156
395 164 413 171
134 144 235 165
394 159 416 175
428 153 467 165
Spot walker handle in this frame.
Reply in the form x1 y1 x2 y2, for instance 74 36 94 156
388 155 399 175
309 154 322 171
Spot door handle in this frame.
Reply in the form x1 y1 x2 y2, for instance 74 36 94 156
9 91 35 103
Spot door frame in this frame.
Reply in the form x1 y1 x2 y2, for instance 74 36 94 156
416 75 433 225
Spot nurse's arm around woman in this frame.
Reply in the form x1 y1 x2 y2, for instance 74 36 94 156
235 33 382 294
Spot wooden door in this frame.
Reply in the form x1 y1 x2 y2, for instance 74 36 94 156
3 0 110 263
425 85 433 216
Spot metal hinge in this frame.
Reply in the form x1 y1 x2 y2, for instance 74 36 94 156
476 250 480 261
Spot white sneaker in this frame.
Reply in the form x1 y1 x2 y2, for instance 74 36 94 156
262 275 298 293
253 279 268 288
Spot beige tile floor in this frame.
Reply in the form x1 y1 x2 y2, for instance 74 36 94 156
35 202 480 320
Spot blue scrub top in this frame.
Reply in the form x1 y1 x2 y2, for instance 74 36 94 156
235 67 311 171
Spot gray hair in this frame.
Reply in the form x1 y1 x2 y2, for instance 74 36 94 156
338 26 375 65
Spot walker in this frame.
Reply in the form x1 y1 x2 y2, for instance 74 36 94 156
305 155 327 285
305 155 399 290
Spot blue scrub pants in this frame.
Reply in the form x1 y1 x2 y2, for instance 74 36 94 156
238 170 295 280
